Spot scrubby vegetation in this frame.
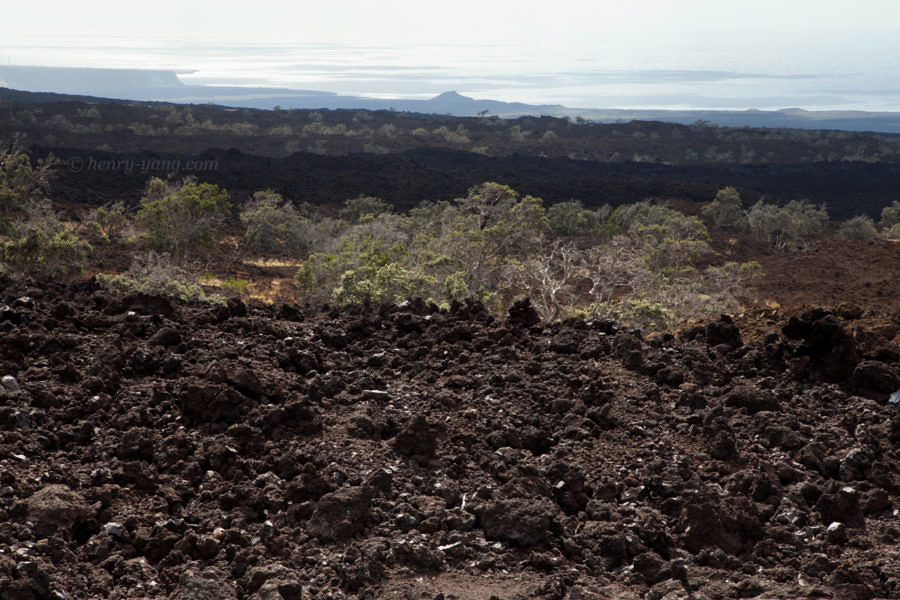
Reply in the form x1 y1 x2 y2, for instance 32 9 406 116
0 139 91 279
239 190 312 253
6 98 900 166
2 135 898 330
135 177 231 263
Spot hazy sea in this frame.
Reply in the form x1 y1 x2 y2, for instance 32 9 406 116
2 36 899 111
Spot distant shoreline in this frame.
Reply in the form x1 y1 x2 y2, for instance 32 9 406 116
3 65 900 134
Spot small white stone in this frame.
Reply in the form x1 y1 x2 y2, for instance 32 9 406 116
103 522 127 539
1 375 20 393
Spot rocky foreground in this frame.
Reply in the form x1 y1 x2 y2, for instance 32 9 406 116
1 281 900 599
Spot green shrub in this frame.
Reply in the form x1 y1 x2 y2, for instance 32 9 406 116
240 190 312 252
746 199 827 250
2 219 90 280
547 200 592 238
0 138 54 223
880 201 900 228
83 202 129 243
339 196 392 223
96 250 223 303
221 277 251 294
840 215 878 241
135 177 230 262
702 187 745 229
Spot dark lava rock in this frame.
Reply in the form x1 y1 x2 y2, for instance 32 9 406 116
394 415 440 457
632 551 667 584
4 285 900 599
826 521 849 545
477 497 557 547
226 368 266 399
23 484 92 539
507 297 540 328
834 302 864 320
279 348 323 375
708 430 737 460
815 486 865 529
118 292 178 320
851 360 900 398
725 385 780 414
179 383 254 425
782 311 859 382
170 567 238 600
390 536 446 570
706 315 742 349
308 486 372 542
244 565 304 600
678 499 760 555
147 326 182 347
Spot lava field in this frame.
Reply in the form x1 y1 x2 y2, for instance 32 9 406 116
2 281 900 599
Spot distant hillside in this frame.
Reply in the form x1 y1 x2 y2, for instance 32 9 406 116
0 65 183 95
3 65 900 132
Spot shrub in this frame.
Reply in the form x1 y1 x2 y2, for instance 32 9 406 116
339 196 392 223
1 200 90 280
746 199 827 250
295 252 341 300
82 202 129 243
240 190 312 252
0 138 55 223
608 200 712 269
96 250 222 303
880 201 900 228
702 187 745 229
135 177 231 262
547 200 593 238
221 277 252 295
2 220 90 280
377 123 399 139
840 215 878 241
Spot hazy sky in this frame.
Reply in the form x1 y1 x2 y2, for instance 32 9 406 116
2 0 898 46
2 0 898 110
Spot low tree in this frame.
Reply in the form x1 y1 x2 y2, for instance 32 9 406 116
0 138 55 227
880 201 900 229
547 200 593 238
0 141 89 280
746 199 827 250
438 182 550 297
240 190 312 252
702 187 745 229
506 243 582 321
1 200 90 280
840 215 878 242
339 196 391 223
136 177 231 263
82 202 129 244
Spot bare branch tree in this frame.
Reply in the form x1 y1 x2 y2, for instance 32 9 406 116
507 243 582 321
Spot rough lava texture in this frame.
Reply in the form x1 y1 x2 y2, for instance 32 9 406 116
1 283 900 599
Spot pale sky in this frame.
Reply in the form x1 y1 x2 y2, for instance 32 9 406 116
1 0 898 46
2 0 898 111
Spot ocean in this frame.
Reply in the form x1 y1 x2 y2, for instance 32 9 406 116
2 35 899 112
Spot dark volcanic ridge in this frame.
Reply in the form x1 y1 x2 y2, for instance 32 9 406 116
32 145 900 221
1 281 900 599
